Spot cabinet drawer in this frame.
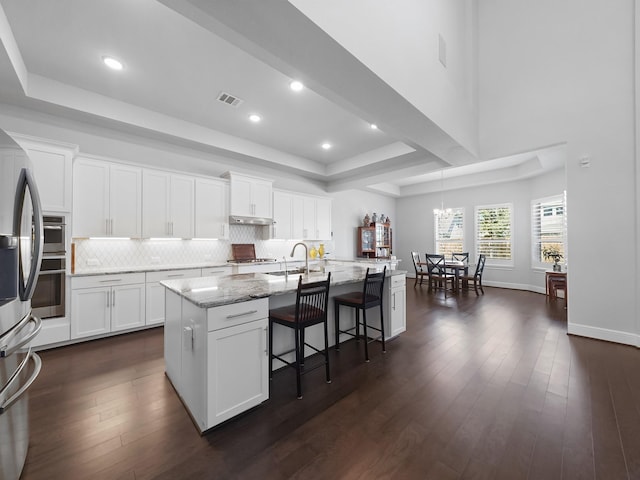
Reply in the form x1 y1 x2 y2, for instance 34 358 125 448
72 272 146 289
390 274 406 288
146 268 201 283
201 266 232 277
207 298 268 331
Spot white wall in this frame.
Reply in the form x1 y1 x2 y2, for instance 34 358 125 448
289 0 478 154
396 170 565 292
330 190 397 260
478 0 638 346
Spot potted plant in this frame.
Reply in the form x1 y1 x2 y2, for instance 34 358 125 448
542 246 564 271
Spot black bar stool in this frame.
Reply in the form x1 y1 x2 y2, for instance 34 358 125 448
268 273 331 399
334 267 386 362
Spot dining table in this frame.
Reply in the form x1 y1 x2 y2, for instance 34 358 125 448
418 259 469 292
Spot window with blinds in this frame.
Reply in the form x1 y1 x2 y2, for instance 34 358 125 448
475 204 512 263
434 207 464 256
531 194 565 267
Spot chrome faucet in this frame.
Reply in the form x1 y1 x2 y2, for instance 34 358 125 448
290 242 309 275
282 255 289 281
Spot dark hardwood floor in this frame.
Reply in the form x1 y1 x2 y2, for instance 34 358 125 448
22 287 640 479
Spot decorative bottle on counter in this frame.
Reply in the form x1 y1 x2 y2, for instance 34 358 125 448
318 243 325 258
309 245 318 259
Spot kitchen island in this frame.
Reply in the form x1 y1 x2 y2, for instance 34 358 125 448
161 264 406 433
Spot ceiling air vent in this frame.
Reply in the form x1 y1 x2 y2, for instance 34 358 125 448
217 91 244 107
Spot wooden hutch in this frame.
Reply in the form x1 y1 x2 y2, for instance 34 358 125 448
357 221 392 258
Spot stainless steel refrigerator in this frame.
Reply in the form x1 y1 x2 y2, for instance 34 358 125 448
0 129 44 480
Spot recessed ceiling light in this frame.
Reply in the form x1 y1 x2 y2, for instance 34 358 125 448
249 114 261 123
102 56 123 71
290 80 304 92
321 143 332 150
370 123 378 130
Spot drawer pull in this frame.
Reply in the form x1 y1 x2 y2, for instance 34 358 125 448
100 279 122 283
226 309 258 319
167 274 184 278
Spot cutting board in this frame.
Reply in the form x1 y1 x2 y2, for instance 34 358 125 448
231 244 256 261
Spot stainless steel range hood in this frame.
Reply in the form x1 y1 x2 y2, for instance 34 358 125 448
228 215 273 226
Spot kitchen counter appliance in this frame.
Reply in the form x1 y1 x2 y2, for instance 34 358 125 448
229 244 276 263
0 129 44 480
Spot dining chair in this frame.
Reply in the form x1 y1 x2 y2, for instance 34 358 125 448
459 254 486 295
334 267 386 362
452 252 469 264
425 254 456 295
411 251 428 287
269 273 331 399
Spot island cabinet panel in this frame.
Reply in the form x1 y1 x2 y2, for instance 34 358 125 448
165 295 269 433
164 290 183 392
207 318 268 427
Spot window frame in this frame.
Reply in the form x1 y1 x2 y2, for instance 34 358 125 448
474 203 514 267
433 207 465 257
531 193 566 270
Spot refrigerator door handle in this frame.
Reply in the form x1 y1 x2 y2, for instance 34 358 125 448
14 168 43 301
0 313 42 358
0 349 42 415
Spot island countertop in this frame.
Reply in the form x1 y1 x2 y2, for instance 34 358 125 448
161 264 406 309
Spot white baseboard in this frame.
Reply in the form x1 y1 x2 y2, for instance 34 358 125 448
407 274 547 295
568 323 640 348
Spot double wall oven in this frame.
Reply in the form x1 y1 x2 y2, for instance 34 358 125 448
31 216 66 319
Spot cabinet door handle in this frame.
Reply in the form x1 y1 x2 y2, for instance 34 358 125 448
264 326 268 355
226 310 258 319
106 291 110 308
112 291 116 307
110 219 114 235
392 292 396 310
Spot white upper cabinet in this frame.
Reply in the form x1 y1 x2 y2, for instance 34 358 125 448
272 190 293 240
224 172 272 219
143 170 194 238
271 190 330 240
73 157 141 238
12 133 77 212
315 197 332 240
195 178 229 239
303 195 332 240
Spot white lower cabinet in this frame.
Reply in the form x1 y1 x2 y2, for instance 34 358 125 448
201 266 232 277
145 268 202 326
166 294 269 433
232 263 280 274
71 273 145 339
386 274 406 339
363 273 406 341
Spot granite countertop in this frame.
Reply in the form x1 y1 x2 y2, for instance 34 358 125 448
161 264 406 309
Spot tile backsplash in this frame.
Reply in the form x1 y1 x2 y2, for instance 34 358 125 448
72 225 334 273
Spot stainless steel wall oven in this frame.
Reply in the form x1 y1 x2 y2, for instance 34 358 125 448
43 216 65 254
31 256 65 319
32 216 66 319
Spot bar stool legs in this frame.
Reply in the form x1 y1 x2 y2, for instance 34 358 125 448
333 267 387 362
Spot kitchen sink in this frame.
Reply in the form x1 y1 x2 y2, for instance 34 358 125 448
267 269 305 276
